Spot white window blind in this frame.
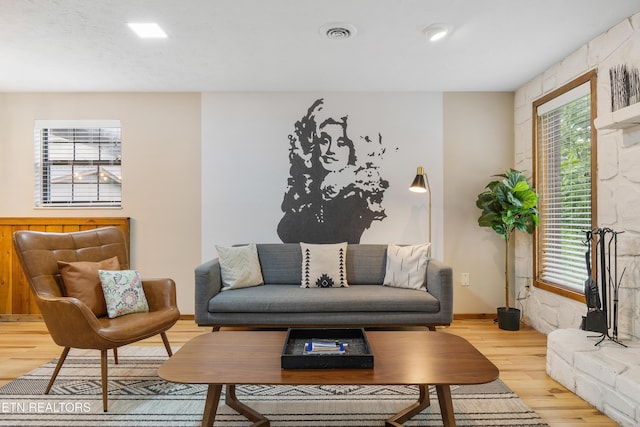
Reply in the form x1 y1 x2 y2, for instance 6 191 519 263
34 120 122 207
536 83 592 292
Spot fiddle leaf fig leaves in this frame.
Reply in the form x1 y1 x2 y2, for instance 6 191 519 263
476 169 538 241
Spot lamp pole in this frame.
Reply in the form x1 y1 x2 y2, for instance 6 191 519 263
409 166 432 246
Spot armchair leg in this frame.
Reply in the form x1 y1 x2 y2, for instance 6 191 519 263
45 347 70 394
101 350 109 412
160 332 173 357
113 347 118 364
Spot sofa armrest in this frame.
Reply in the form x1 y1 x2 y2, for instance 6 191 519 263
194 258 222 325
426 259 453 324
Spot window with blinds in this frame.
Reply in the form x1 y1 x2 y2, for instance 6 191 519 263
533 72 596 295
34 120 122 207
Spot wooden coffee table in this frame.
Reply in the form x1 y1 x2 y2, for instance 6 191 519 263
159 330 498 427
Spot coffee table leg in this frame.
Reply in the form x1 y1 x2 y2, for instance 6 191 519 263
436 384 456 427
385 384 430 427
202 384 222 427
225 384 270 427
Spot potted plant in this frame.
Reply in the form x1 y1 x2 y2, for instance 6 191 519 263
476 169 538 331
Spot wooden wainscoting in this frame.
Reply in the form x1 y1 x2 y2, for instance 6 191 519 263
0 217 130 315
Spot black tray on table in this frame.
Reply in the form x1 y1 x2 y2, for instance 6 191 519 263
281 328 374 369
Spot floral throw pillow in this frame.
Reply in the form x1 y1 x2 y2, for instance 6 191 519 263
98 270 149 318
300 242 348 288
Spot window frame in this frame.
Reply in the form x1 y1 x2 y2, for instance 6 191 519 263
532 70 598 302
34 120 122 208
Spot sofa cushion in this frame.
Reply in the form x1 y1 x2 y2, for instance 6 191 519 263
208 284 439 313
256 243 389 286
345 245 387 284
216 243 264 290
257 243 302 284
300 242 348 288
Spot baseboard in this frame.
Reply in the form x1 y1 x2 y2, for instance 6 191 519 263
0 314 44 322
453 313 497 320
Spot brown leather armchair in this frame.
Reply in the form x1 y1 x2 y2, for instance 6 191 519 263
13 226 180 411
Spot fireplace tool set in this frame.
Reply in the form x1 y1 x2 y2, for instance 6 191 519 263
582 227 627 347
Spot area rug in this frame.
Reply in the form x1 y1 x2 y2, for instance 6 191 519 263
0 346 548 426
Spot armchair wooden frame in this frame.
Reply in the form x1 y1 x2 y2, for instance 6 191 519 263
13 226 181 411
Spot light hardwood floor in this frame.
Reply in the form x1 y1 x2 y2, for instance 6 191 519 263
0 318 616 427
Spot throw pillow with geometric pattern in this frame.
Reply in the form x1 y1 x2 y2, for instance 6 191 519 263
300 242 348 288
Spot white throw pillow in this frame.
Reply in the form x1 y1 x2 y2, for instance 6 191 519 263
215 244 264 290
383 243 431 291
300 242 348 288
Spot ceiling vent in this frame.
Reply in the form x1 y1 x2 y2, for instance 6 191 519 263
320 23 357 40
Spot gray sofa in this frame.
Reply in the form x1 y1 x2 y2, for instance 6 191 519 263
195 243 453 330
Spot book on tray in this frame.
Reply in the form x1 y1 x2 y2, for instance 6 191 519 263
304 340 348 355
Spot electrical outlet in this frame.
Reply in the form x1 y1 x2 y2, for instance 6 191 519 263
461 273 470 287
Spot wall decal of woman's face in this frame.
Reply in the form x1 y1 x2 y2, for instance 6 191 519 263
277 98 388 244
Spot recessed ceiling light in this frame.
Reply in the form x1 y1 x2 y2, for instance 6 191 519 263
423 23 452 42
320 23 357 40
127 23 168 39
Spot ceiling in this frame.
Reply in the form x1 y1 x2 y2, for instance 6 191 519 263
1 0 639 93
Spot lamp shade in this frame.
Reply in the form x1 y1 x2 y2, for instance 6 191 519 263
410 166 428 193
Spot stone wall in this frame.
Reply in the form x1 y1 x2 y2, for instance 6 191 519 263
514 12 640 340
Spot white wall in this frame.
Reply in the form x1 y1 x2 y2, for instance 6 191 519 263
515 12 640 339
443 92 515 315
0 93 202 315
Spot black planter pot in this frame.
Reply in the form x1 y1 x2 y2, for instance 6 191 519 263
497 307 521 331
